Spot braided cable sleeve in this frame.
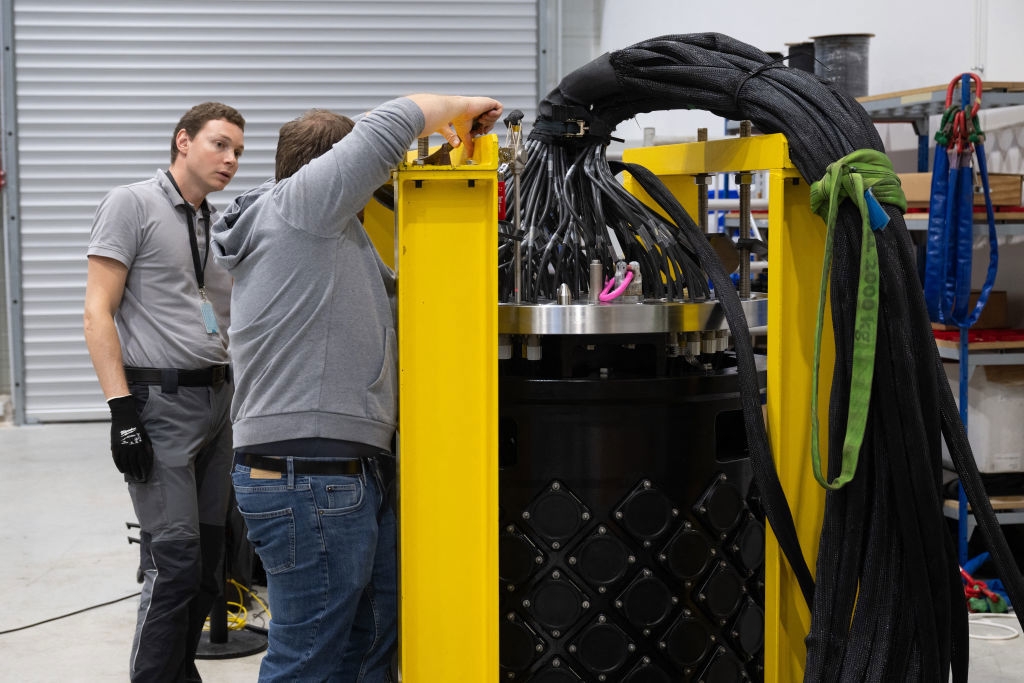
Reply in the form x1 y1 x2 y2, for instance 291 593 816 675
518 31 1024 682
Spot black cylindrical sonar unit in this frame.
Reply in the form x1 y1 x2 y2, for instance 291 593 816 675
498 300 767 682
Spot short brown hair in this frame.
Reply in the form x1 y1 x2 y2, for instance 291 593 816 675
275 109 356 181
170 102 245 163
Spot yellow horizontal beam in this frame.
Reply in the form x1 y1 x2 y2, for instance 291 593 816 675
622 133 799 175
621 133 803 223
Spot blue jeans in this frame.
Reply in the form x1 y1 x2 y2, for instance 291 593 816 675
233 456 396 682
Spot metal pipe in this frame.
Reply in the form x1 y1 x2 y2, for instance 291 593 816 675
589 260 603 303
696 127 709 233
513 166 522 303
1 0 27 424
500 110 526 303
708 198 768 211
737 121 752 299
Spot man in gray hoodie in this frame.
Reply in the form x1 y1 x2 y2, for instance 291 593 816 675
211 94 502 681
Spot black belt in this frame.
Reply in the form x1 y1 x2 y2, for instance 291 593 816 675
124 365 230 389
235 452 363 476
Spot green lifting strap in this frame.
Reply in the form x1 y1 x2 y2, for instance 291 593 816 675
808 150 908 489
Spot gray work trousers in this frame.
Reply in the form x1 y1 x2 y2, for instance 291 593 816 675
126 381 233 683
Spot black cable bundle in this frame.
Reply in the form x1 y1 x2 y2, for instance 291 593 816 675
498 140 710 302
515 32 1024 682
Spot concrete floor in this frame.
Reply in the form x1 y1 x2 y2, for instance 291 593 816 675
1 421 1023 681
0 422 263 682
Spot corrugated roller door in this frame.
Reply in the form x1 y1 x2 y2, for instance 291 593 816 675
11 0 538 421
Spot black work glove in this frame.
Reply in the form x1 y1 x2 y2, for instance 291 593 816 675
108 395 154 483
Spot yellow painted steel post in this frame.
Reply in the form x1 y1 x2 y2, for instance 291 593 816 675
395 136 500 681
762 158 832 682
363 192 396 269
623 134 830 682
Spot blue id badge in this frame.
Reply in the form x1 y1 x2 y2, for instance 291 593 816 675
199 290 219 334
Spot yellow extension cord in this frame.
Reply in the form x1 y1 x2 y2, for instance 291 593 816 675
203 578 271 632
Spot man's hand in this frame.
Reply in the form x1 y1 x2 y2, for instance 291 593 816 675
408 94 504 158
449 97 503 157
108 395 154 483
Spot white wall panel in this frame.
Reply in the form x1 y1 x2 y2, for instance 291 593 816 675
9 0 538 421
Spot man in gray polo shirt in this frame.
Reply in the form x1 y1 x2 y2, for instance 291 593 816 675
83 102 245 682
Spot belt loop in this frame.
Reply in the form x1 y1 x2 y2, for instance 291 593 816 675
286 457 295 488
160 368 178 394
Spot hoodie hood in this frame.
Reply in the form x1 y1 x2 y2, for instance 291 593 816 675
210 178 276 270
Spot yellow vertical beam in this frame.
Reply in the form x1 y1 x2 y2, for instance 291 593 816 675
395 136 499 682
623 134 829 682
363 193 395 269
763 166 830 682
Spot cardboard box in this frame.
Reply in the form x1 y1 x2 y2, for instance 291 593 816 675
943 364 1024 473
931 290 1008 330
899 172 933 208
898 172 1022 209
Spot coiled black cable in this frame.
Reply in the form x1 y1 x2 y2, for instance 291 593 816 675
512 31 1024 682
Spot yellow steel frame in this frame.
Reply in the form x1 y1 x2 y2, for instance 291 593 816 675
624 134 831 682
395 135 500 681
393 132 828 680
363 192 396 270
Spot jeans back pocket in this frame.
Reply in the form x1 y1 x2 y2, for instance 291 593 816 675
236 503 296 575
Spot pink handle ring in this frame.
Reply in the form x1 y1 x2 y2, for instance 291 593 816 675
599 270 634 302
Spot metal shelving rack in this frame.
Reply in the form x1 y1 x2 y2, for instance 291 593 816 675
905 211 1024 564
857 81 1024 171
935 343 1024 560
858 81 1024 566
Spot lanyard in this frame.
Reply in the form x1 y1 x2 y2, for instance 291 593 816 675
164 170 211 292
164 171 219 334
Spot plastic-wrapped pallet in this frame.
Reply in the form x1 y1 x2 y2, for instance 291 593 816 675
944 363 1024 473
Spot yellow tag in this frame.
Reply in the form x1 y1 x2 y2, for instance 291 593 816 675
250 467 282 480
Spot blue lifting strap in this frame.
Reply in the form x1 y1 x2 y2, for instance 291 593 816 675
922 73 999 329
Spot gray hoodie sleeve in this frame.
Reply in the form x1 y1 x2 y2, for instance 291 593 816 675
270 97 424 239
